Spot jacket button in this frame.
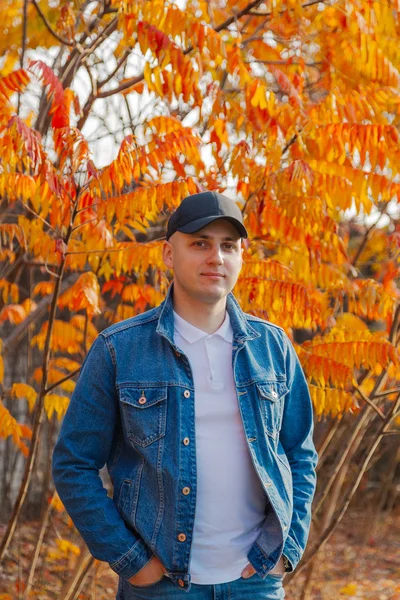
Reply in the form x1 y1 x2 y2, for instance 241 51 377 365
178 579 185 587
271 391 278 398
182 487 190 495
183 437 190 446
138 396 147 405
178 533 186 542
175 351 181 357
183 390 190 398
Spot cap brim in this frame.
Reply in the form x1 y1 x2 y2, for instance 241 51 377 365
177 216 248 239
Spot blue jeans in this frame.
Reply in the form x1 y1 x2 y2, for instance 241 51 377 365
117 573 285 599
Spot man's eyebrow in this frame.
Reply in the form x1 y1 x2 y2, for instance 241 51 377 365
189 233 241 241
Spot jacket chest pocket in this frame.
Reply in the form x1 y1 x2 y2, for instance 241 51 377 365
256 380 288 438
119 386 167 448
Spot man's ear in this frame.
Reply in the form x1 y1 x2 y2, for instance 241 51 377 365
163 240 173 269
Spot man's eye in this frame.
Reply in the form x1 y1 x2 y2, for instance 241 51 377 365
223 243 237 250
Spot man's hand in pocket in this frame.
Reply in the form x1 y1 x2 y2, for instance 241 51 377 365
128 556 165 587
241 556 285 579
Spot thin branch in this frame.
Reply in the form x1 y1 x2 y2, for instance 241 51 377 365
374 387 400 398
215 0 264 32
82 17 118 60
31 0 74 46
45 368 81 394
351 206 390 268
23 492 54 598
354 385 386 420
98 49 130 89
72 217 99 231
96 73 143 100
18 0 29 115
281 134 298 156
22 202 54 232
244 60 323 66
78 49 130 128
249 0 328 16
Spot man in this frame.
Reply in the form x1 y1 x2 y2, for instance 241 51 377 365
53 191 318 599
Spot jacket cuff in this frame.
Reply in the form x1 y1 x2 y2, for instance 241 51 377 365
109 538 153 580
282 536 301 571
248 543 282 579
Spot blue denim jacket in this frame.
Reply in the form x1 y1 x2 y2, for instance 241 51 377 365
52 285 318 591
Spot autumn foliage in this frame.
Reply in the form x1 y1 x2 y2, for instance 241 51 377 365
0 0 400 597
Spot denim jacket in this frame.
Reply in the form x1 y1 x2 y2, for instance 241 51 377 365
52 285 318 591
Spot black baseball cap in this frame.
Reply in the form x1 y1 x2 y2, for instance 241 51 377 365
166 191 248 240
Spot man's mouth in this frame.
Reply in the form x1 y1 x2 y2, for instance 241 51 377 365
201 273 225 280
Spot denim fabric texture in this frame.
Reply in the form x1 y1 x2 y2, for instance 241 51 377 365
52 284 318 592
117 573 285 599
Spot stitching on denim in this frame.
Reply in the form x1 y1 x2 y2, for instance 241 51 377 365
131 456 144 530
102 334 117 368
117 382 195 389
244 313 284 331
151 435 165 549
108 435 122 473
109 537 144 568
102 309 161 338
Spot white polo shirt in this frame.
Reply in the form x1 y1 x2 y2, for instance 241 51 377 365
173 310 267 584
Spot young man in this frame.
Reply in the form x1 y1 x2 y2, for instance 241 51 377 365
52 191 318 599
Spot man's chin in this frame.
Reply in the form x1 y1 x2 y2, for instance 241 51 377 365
196 285 231 304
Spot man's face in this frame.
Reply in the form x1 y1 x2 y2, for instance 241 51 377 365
163 219 243 305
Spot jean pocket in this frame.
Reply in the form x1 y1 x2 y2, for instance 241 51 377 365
119 386 167 448
256 380 288 438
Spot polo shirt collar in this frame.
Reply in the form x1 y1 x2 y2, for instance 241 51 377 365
174 310 233 344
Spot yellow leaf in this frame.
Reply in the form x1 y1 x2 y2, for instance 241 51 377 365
335 313 368 331
340 583 358 596
44 394 70 421
0 401 31 456
50 492 65 513
11 383 37 412
47 538 81 561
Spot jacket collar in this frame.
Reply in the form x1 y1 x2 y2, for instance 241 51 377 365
156 283 260 347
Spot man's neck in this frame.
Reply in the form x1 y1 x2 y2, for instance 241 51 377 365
172 289 227 335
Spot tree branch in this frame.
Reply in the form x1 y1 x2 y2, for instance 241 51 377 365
249 0 328 17
31 0 73 47
354 385 386 420
45 368 81 394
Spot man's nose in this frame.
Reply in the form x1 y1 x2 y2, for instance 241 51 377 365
206 246 224 264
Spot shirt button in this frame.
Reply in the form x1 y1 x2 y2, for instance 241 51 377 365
138 396 147 405
178 579 185 587
182 487 190 495
271 391 278 398
183 437 190 446
183 390 190 398
178 533 186 542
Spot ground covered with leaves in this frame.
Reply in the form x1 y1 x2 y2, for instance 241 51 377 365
0 509 398 599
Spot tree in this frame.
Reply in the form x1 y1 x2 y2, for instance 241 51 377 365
0 0 399 596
